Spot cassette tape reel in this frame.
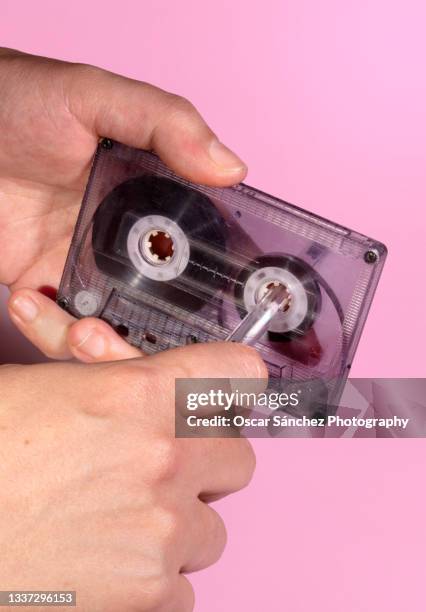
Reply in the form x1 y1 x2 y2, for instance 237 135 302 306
91 174 229 312
58 139 387 403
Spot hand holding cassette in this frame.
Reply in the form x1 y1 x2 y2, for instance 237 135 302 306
2 50 247 360
0 51 386 404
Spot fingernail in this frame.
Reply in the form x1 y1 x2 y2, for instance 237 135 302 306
10 295 39 323
72 329 106 359
208 139 247 172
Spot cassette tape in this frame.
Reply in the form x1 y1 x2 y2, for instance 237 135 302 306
58 139 387 402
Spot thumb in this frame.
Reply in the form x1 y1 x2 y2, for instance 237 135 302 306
142 341 268 381
65 64 247 186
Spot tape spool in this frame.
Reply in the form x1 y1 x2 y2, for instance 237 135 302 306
92 175 229 311
235 253 322 340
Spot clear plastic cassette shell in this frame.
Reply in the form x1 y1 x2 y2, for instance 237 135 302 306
58 140 387 403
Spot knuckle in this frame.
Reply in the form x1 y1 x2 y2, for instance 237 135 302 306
222 438 256 489
167 361 194 381
155 506 180 545
132 363 176 412
144 361 194 397
237 438 257 486
165 93 197 117
178 576 195 612
142 576 173 609
63 62 106 115
142 363 171 388
67 61 102 82
118 576 172 612
207 507 227 556
147 437 181 483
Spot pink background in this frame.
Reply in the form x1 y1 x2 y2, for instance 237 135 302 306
1 1 425 610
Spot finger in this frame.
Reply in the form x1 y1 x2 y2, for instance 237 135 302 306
7 288 141 362
148 342 268 428
166 576 194 612
8 288 75 360
66 64 247 186
144 341 268 381
192 437 257 501
180 501 227 573
118 343 266 444
67 317 142 362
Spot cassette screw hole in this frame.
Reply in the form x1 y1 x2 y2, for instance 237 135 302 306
364 250 379 264
144 332 157 344
57 297 70 311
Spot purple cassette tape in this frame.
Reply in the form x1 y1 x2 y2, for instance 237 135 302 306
58 139 386 393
